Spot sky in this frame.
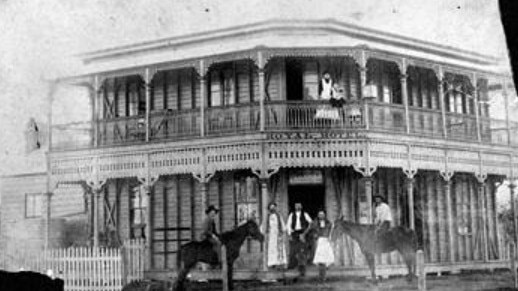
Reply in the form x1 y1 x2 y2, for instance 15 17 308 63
0 0 512 175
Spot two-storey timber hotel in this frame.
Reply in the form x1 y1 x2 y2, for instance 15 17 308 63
50 19 518 278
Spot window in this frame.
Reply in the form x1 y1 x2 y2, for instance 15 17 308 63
25 193 42 218
130 185 148 239
234 175 259 224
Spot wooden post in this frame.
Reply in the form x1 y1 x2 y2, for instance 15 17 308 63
407 177 415 230
199 60 206 137
144 185 153 270
93 75 100 146
511 183 518 248
364 177 374 223
138 175 158 271
472 74 482 142
258 51 266 132
145 68 151 142
222 245 229 291
417 250 426 291
200 181 208 218
258 68 266 132
44 191 53 250
359 66 370 130
503 79 511 145
260 179 269 271
93 188 100 248
511 241 518 289
400 74 410 134
443 178 455 262
437 68 447 138
477 178 489 262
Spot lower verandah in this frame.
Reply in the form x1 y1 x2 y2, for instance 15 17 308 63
100 167 506 272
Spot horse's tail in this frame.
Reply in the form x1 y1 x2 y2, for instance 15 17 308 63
411 230 419 251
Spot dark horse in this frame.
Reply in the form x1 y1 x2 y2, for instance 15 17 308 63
173 220 264 291
331 219 418 282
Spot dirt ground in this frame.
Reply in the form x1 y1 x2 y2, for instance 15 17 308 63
183 271 518 291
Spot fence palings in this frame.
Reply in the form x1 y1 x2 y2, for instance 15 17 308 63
0 239 146 291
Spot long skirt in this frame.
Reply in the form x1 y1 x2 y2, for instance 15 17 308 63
313 237 335 266
315 106 340 120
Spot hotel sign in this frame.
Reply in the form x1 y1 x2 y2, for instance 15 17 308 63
268 131 364 140
289 169 324 185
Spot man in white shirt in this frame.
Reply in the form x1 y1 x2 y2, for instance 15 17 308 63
374 194 392 236
286 203 312 271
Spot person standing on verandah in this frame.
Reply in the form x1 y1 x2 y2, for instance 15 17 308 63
261 202 288 269
286 202 312 274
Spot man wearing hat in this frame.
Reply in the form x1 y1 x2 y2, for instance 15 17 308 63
201 205 221 263
373 194 392 236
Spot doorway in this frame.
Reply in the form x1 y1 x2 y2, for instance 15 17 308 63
287 184 325 219
286 59 304 101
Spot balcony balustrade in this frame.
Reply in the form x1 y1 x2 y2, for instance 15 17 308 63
150 109 200 141
50 100 518 150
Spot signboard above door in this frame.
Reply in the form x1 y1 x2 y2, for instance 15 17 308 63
289 169 324 185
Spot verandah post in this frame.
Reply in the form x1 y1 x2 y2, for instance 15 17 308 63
440 171 455 263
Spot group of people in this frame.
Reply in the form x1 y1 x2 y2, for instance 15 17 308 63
315 71 347 120
199 194 393 282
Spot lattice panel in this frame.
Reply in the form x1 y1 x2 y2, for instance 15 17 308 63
150 148 203 176
411 146 445 172
267 140 365 168
50 156 95 183
98 153 147 180
447 149 479 173
481 153 512 176
369 141 408 169
206 143 261 172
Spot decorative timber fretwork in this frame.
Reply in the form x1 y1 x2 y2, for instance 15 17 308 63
262 47 363 66
352 164 377 177
205 143 262 173
409 145 445 172
369 141 408 169
49 138 517 185
266 139 365 168
447 149 480 173
364 50 405 74
200 49 260 76
439 170 455 182
402 167 418 179
150 148 203 176
98 153 147 180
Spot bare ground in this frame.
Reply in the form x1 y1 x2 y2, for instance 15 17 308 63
183 270 518 291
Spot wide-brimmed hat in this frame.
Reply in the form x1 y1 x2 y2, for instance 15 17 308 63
373 194 387 202
205 205 219 214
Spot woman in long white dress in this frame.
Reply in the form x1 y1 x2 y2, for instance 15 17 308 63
305 210 335 282
262 202 288 268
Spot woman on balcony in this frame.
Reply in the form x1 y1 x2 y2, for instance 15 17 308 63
315 72 341 121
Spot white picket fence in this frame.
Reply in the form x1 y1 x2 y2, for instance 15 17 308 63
0 239 145 291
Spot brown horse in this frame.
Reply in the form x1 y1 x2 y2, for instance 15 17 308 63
173 220 264 291
331 219 418 282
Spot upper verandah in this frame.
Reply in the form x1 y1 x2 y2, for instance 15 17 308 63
69 19 505 79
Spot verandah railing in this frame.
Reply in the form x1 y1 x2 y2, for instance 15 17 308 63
51 101 517 150
0 239 145 291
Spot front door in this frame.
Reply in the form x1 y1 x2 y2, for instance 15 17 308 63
287 184 325 219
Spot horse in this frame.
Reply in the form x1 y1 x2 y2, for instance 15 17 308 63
331 219 418 283
173 219 264 291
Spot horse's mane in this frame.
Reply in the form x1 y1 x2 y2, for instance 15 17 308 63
220 220 255 243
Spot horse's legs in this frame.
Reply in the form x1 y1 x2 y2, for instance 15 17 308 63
228 263 234 291
402 250 416 281
173 264 193 291
364 252 377 283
